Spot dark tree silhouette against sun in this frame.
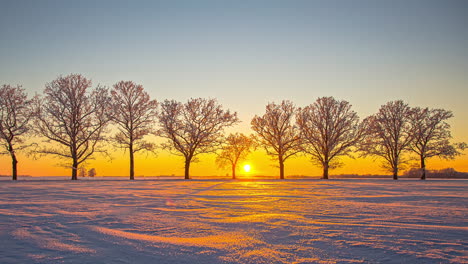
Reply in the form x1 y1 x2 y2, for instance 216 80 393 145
216 133 256 179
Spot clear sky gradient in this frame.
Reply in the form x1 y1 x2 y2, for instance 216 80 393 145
1 0 467 176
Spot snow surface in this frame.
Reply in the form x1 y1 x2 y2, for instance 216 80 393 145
0 178 466 263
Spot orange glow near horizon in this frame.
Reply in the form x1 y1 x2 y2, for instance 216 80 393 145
1 147 467 177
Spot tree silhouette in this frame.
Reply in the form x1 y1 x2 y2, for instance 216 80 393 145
34 74 112 180
0 85 35 180
158 98 238 179
251 101 301 179
296 97 365 179
88 168 96 177
361 100 413 180
216 133 255 179
78 166 87 177
408 107 466 180
110 81 158 180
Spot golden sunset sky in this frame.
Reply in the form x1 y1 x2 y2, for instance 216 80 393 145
0 1 467 177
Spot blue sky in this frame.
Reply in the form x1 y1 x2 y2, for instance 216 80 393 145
1 0 467 134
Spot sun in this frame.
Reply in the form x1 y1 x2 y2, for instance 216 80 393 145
243 164 251 172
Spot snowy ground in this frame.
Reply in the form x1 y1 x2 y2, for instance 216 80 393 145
0 179 466 263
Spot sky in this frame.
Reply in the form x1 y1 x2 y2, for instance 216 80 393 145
0 0 467 177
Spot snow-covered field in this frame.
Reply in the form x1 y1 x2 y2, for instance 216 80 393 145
0 179 466 263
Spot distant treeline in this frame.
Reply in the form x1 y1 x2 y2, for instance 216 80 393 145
403 168 468 179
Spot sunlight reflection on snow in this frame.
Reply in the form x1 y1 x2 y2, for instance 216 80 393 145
0 179 466 263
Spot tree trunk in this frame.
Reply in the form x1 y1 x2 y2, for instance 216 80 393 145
420 156 426 180
184 158 191 179
393 165 398 180
71 159 78 180
232 163 236 179
11 151 18 181
322 162 329 179
129 144 135 180
279 158 285 179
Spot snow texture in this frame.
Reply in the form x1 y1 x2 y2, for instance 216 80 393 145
0 178 466 263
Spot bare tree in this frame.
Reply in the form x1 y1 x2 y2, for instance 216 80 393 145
158 98 238 179
251 101 301 179
296 97 365 179
216 133 255 179
0 85 35 180
34 74 112 180
110 81 158 180
408 107 466 180
88 168 96 177
361 100 413 180
78 166 87 177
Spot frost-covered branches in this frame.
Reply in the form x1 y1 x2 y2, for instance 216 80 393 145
216 133 256 179
251 100 301 179
110 81 158 180
296 97 365 179
0 85 35 180
361 100 413 180
408 107 466 179
158 98 239 179
34 74 112 180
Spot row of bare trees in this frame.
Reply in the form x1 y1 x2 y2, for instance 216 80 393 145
251 99 465 180
0 74 238 180
0 74 465 180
